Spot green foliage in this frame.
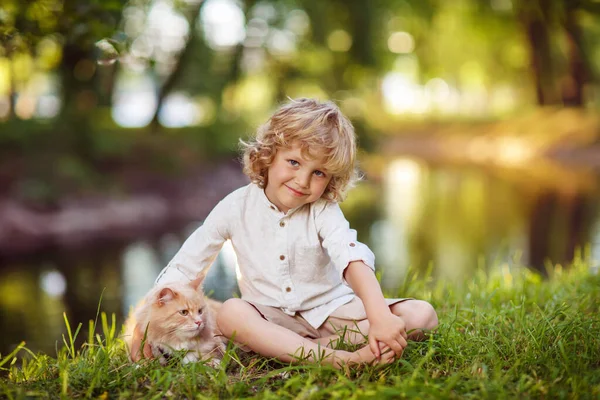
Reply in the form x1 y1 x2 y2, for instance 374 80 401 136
1 260 599 399
1 0 599 203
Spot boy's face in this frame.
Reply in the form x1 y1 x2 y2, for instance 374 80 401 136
265 143 332 213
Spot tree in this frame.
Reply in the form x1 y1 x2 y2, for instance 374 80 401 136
514 0 598 106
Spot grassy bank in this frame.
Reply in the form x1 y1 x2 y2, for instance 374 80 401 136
1 257 599 399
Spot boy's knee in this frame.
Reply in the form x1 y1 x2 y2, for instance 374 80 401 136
217 298 251 337
393 300 438 331
426 302 439 329
414 300 438 330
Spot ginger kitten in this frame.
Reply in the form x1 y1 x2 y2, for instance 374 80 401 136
126 274 226 366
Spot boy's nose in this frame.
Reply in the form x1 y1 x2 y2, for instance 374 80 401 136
296 173 310 188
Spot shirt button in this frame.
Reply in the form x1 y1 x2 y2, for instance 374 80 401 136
285 287 292 292
349 242 356 247
279 221 285 227
280 255 285 260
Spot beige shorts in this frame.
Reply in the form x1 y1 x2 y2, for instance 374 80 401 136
247 296 410 340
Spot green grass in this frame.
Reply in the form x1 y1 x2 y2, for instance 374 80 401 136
1 256 599 399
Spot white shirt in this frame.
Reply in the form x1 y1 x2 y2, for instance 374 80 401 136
155 183 376 328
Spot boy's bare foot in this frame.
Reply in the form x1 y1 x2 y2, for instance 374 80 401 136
341 343 396 367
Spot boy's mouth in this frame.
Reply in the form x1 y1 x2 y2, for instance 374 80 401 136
285 185 307 197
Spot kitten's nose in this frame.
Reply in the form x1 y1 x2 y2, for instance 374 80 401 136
195 320 202 326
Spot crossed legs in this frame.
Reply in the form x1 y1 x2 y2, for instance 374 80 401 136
313 299 438 349
216 298 438 368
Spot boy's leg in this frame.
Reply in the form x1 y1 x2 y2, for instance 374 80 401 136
216 298 394 367
316 299 438 346
390 299 438 340
314 319 370 347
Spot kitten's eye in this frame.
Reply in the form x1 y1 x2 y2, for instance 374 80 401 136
179 310 189 316
198 308 204 315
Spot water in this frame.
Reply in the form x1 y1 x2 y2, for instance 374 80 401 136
1 158 598 357
369 159 599 290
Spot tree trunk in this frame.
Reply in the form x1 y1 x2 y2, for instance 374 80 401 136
7 49 17 120
56 43 97 161
561 7 587 106
301 1 328 46
96 63 119 107
518 0 560 105
149 0 207 130
347 0 375 66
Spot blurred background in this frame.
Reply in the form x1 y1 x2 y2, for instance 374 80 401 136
1 0 600 356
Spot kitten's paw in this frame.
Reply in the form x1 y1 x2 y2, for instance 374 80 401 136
182 352 199 365
207 358 221 368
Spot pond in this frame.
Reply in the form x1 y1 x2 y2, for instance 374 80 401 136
1 157 599 357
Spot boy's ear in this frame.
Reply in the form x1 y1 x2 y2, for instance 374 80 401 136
157 288 177 305
190 270 208 291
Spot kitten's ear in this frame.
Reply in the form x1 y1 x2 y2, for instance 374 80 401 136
190 270 208 291
157 288 177 305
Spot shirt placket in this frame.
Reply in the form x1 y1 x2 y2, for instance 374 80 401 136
277 216 296 313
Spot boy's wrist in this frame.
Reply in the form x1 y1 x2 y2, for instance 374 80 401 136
366 306 394 324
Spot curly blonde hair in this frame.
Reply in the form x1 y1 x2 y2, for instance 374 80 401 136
241 98 360 202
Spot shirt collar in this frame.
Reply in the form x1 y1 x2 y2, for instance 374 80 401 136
252 183 306 217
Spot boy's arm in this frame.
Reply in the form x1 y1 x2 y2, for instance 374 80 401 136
130 192 237 360
344 261 407 358
155 198 230 285
314 201 406 357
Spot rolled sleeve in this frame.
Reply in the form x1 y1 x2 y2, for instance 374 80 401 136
315 201 376 285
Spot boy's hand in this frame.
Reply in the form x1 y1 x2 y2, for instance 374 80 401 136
368 312 408 359
130 323 153 362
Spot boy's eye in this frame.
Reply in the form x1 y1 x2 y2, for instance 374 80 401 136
314 170 326 177
288 159 299 167
179 310 189 316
